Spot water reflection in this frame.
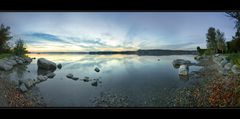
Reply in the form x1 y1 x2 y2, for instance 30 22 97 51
1 54 200 106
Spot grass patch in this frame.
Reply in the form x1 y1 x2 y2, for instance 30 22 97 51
0 53 12 59
226 53 240 67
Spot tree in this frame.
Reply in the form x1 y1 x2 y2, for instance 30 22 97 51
226 12 240 39
0 24 12 53
226 12 240 53
13 39 28 56
216 29 226 53
206 27 217 53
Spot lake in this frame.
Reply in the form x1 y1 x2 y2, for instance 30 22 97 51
1 54 202 107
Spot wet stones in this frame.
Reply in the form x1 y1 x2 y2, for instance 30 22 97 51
212 54 240 75
19 83 28 92
46 72 56 78
22 79 36 88
231 65 240 75
66 74 73 78
0 61 13 71
0 56 33 71
178 65 189 76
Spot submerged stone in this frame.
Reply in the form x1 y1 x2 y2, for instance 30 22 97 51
95 67 100 72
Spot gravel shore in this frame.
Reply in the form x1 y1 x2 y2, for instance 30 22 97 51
0 78 45 107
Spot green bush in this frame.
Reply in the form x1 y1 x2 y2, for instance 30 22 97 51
13 39 28 56
226 53 240 67
0 53 12 59
196 46 207 56
203 49 214 55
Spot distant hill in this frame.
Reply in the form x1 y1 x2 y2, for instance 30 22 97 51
136 49 197 56
89 51 137 55
30 49 197 56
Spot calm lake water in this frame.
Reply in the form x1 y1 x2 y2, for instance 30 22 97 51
1 54 202 107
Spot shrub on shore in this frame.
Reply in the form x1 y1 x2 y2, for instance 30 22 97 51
0 24 28 58
226 53 240 67
13 39 28 57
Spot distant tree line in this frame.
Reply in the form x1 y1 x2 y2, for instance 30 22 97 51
197 12 240 55
0 24 28 56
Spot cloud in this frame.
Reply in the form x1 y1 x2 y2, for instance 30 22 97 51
24 32 70 44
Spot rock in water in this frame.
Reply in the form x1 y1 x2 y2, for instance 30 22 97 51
24 57 33 64
19 84 28 92
6 59 17 66
19 79 36 88
172 59 191 68
178 65 189 76
231 65 240 74
46 72 56 78
83 77 90 82
66 74 73 78
91 81 98 87
57 63 62 69
194 56 203 60
95 67 100 72
37 58 57 70
71 77 79 80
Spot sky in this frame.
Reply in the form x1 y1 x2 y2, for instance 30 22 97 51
0 12 237 52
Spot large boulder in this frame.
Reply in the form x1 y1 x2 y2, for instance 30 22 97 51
178 65 189 76
172 59 191 68
37 58 57 70
5 59 17 66
0 60 13 71
231 65 240 75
